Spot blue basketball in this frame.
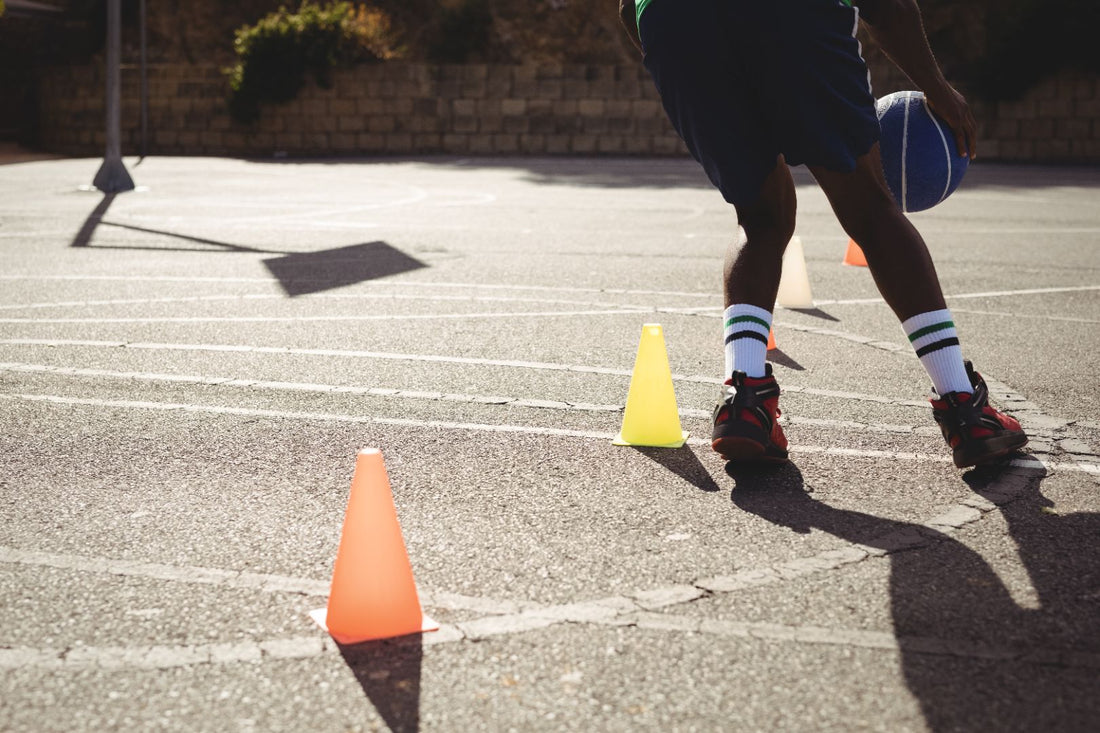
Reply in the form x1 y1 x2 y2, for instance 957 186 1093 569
876 91 969 213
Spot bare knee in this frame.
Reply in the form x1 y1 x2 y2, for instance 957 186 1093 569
736 163 797 251
811 145 909 251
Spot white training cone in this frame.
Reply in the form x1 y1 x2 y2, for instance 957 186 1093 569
776 236 814 308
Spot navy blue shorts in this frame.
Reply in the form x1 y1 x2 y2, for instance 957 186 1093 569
640 0 880 207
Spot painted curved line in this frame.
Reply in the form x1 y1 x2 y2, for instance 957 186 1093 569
925 98 954 205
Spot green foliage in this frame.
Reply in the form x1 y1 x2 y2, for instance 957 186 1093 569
227 2 402 123
425 0 494 63
0 1 6 19
970 0 1100 101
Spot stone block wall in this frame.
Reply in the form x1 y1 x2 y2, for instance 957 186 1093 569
35 62 1100 162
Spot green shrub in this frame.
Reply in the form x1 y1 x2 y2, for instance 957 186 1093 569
425 0 494 63
969 0 1100 101
227 2 402 123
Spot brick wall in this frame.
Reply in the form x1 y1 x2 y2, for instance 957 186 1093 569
36 62 1100 162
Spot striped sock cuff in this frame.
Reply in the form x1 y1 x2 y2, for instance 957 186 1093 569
903 309 959 357
902 309 971 394
724 304 772 344
724 303 772 378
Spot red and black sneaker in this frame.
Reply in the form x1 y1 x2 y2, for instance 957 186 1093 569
712 364 789 464
931 361 1028 468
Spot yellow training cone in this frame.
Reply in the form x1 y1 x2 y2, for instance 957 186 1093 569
776 236 814 308
614 324 689 448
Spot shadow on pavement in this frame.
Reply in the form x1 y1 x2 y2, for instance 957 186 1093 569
71 192 283 254
633 445 722 493
728 461 1099 731
786 307 840 322
766 348 805 372
264 242 427 297
70 192 117 248
338 635 424 733
69 194 427 296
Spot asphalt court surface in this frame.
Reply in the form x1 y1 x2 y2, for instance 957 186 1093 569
1 155 1098 731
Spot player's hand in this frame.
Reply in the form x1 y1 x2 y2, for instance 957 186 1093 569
925 84 977 160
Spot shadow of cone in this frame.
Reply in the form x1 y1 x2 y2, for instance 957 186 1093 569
614 324 689 448
310 449 438 644
843 238 868 267
776 236 814 308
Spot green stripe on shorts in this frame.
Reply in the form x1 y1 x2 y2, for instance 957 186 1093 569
636 0 657 27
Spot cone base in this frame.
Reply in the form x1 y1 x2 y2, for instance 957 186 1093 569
612 431 689 449
777 297 814 309
308 607 439 646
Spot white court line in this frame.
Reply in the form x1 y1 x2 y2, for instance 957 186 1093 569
5 465 1089 673
0 338 648 379
0 361 621 413
816 284 1100 306
2 392 1094 474
5 616 1094 672
0 275 718 299
0 361 938 430
0 545 533 617
0 338 931 406
0 292 657 313
1 275 1095 305
217 183 430 224
0 308 651 325
949 307 1100 325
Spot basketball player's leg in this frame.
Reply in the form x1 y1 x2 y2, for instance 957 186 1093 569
725 156 796 312
810 146 1027 466
639 0 791 462
808 145 945 322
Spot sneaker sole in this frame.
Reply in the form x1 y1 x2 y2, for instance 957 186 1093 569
712 437 789 464
954 433 1029 469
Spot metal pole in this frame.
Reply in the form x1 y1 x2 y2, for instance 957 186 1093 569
139 0 148 158
92 0 135 192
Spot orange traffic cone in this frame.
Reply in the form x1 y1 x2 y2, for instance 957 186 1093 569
767 328 777 351
843 238 868 267
309 449 438 644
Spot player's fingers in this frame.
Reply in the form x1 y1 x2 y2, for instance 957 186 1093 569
966 111 978 160
952 125 969 159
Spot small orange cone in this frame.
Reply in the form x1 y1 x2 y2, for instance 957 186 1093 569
767 329 777 351
843 238 868 267
310 449 437 644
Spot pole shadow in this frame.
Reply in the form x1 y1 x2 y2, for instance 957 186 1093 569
66 199 429 296
87 220 287 254
337 635 424 733
70 193 117 248
633 445 722 492
728 462 1100 730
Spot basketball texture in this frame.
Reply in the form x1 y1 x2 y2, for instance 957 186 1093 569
876 91 969 213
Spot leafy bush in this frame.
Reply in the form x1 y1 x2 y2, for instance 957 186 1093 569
227 2 402 123
425 0 494 63
969 0 1100 101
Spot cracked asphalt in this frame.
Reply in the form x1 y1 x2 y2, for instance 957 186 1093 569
1 155 1098 732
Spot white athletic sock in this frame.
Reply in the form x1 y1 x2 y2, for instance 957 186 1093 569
902 309 972 395
723 304 771 379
